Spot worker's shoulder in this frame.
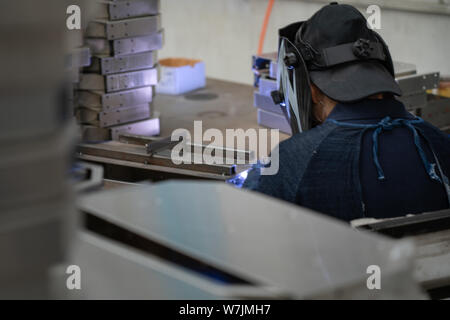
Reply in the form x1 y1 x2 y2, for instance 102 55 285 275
419 120 450 141
277 122 337 156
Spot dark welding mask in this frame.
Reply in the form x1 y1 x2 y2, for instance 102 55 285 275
272 3 401 134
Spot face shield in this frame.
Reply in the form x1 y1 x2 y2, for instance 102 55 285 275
271 22 313 134
271 21 398 134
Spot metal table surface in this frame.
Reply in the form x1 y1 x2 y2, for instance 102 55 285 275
153 78 290 141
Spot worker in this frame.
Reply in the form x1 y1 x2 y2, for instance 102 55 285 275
244 3 450 222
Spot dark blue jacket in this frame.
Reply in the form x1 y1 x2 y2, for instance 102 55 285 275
244 98 450 221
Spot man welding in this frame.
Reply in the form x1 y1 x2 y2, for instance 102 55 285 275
244 3 450 222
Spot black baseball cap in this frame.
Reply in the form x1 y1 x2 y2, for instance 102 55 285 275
296 2 402 102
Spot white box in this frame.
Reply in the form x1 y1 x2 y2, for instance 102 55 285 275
156 58 206 95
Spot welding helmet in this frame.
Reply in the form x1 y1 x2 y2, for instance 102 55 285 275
272 2 401 133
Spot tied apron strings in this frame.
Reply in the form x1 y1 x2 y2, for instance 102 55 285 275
327 116 443 183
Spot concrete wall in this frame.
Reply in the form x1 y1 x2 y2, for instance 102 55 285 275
160 0 450 85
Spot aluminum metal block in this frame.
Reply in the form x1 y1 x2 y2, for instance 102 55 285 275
95 0 160 21
76 104 151 128
86 30 164 57
394 61 417 77
86 15 161 40
86 51 157 75
397 72 440 96
79 68 158 93
77 86 154 110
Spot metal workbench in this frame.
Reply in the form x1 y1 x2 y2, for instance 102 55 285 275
77 78 288 182
153 78 289 140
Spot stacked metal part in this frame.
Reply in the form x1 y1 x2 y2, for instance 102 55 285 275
252 53 292 135
0 1 76 298
395 62 449 133
78 0 163 142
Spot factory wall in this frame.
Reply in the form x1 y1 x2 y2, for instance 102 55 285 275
159 0 450 85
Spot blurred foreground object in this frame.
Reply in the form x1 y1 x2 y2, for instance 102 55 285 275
0 0 76 299
68 181 425 299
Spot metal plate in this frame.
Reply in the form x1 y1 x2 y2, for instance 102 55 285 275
113 30 164 56
86 15 161 40
106 68 158 92
108 0 160 20
397 72 440 96
77 86 154 111
110 116 160 139
77 181 423 299
254 91 283 115
103 86 153 109
77 104 151 127
394 61 417 78
85 30 164 57
100 104 151 127
79 68 158 93
67 231 283 299
87 51 157 75
257 109 292 135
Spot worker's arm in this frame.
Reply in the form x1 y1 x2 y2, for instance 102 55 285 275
243 140 305 204
243 124 335 204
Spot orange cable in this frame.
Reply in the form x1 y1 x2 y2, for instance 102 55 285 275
257 0 275 55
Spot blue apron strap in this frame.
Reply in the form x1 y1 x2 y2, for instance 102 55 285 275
416 129 450 207
432 152 450 207
327 116 446 185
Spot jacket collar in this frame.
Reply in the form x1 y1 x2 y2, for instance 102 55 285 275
327 98 414 122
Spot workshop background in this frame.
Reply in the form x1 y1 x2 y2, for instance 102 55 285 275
160 0 450 84
1 0 450 301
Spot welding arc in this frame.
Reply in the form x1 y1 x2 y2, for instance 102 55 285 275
257 0 275 55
